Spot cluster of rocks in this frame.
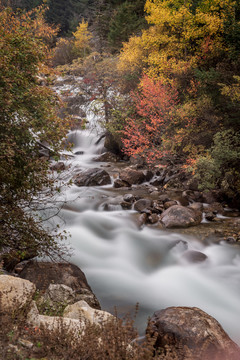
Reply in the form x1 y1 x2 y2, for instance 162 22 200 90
1 261 112 340
1 261 240 359
70 159 240 232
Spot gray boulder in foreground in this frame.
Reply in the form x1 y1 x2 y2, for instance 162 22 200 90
0 275 36 313
147 306 240 360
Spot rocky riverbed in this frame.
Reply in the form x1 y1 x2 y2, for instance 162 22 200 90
1 74 240 359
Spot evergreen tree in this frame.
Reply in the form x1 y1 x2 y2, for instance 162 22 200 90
108 0 147 51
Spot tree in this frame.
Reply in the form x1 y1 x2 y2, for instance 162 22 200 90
122 75 180 164
73 19 92 57
108 0 147 52
0 6 69 268
78 52 121 124
118 0 240 157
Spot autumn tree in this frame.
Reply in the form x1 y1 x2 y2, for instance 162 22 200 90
73 19 92 57
118 1 240 146
122 75 182 164
0 6 69 269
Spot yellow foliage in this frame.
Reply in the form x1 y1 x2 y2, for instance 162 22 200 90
117 35 146 73
118 0 237 80
73 19 92 57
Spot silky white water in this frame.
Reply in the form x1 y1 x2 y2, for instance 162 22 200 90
52 78 240 345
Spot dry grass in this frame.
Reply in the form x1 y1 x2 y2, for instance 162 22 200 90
0 304 180 360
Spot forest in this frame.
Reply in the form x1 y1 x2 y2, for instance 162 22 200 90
1 0 240 359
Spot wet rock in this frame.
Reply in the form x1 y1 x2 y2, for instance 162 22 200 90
0 275 36 313
120 201 132 210
18 261 100 309
148 214 159 224
225 237 237 244
152 200 164 214
158 194 170 203
74 168 111 187
50 161 65 171
160 205 202 228
74 151 84 155
113 179 130 188
134 199 152 212
147 306 240 360
205 212 216 221
123 194 135 203
93 152 119 162
164 200 178 209
102 202 121 211
150 176 165 186
181 250 207 263
137 213 148 227
119 167 146 185
177 195 189 206
143 169 154 182
189 202 204 212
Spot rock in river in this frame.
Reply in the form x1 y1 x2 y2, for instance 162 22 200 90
74 168 111 187
119 167 146 185
160 205 202 228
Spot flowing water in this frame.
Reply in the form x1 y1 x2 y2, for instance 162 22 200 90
51 78 240 345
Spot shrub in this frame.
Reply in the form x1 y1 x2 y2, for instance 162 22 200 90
191 129 240 203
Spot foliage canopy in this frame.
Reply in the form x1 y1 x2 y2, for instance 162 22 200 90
0 6 69 267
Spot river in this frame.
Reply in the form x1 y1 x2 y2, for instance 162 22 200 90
50 77 240 345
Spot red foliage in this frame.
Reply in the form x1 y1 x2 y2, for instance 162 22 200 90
122 75 179 164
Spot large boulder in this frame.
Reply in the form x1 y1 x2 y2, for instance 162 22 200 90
74 168 111 187
160 205 202 228
27 300 115 340
119 167 146 185
0 275 36 313
18 261 100 309
147 306 240 360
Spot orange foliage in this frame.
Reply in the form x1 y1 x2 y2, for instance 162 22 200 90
122 75 180 164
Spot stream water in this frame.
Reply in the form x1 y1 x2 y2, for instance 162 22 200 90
51 78 240 345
